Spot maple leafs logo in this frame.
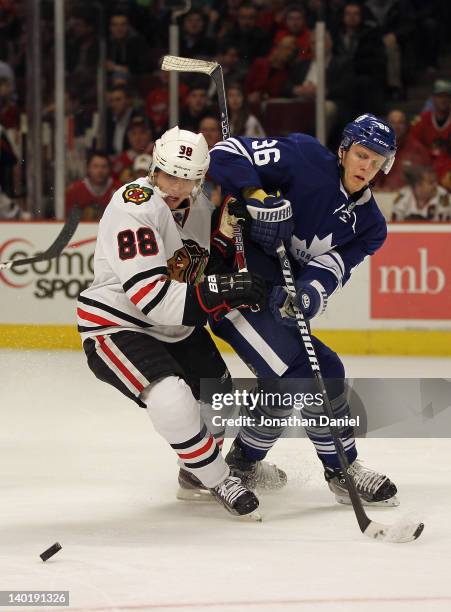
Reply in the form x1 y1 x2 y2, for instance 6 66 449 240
290 233 335 263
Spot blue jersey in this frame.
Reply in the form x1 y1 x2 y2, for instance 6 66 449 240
209 134 387 297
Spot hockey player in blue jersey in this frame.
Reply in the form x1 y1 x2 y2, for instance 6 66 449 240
205 114 399 506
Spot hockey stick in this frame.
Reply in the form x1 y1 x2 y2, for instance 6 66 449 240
0 206 82 271
161 55 248 273
276 241 424 543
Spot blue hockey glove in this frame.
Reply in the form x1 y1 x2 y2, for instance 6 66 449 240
269 281 328 327
242 188 293 254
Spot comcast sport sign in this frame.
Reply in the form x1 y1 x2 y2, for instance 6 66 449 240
0 223 96 324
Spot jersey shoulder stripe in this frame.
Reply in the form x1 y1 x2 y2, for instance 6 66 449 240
122 266 168 292
78 294 152 328
141 279 171 315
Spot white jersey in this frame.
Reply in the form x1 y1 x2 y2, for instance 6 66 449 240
77 177 214 343
392 184 450 221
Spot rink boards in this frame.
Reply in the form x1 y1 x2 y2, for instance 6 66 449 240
0 221 450 355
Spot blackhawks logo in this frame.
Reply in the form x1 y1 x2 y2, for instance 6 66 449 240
122 183 153 205
167 239 209 284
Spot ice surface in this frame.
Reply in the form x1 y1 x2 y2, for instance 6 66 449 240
1 350 451 612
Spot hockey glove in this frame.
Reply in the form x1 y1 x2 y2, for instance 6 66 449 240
211 196 247 261
196 272 267 321
243 188 294 255
269 281 328 327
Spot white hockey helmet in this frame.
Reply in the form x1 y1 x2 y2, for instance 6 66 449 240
150 126 210 197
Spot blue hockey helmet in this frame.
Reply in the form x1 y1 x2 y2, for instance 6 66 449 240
340 114 397 174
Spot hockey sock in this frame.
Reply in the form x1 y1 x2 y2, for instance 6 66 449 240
142 376 229 488
302 391 357 469
198 401 226 449
235 380 294 461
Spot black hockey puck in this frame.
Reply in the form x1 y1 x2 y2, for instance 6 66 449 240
40 542 62 562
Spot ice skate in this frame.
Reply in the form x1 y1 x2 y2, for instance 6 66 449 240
325 460 399 507
225 441 287 490
176 468 212 501
210 475 261 519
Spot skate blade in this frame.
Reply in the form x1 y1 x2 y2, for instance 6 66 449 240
335 494 400 507
176 487 213 502
238 509 262 522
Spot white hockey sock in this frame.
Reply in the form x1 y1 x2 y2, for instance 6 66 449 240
142 376 229 488
199 400 234 450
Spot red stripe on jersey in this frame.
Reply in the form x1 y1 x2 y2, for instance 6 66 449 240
130 277 165 305
97 335 144 392
178 435 214 460
77 308 119 327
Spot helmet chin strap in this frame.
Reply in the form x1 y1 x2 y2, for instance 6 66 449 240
149 170 169 199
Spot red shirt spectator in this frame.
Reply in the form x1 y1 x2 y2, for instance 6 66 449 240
66 151 119 221
257 0 287 34
411 110 451 159
376 109 432 192
410 80 451 160
111 115 153 183
273 5 312 61
246 35 297 104
145 72 188 138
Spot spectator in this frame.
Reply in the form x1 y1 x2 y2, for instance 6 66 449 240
199 116 222 202
65 151 119 221
215 43 247 88
0 76 18 129
208 0 245 39
66 7 99 91
257 0 288 36
363 0 416 99
106 85 139 155
375 109 432 192
411 0 442 72
283 30 352 141
273 4 312 61
392 165 450 221
111 115 154 184
305 0 346 31
332 1 386 116
180 9 216 59
106 10 150 77
222 3 272 68
145 71 189 139
199 116 222 149
179 85 210 132
410 79 451 161
131 153 152 180
245 35 298 105
227 83 266 137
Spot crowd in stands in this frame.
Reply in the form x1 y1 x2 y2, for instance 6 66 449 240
0 0 449 222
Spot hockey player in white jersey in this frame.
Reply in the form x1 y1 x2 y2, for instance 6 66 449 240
77 127 267 518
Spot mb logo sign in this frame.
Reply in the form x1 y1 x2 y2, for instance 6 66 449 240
371 232 450 320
